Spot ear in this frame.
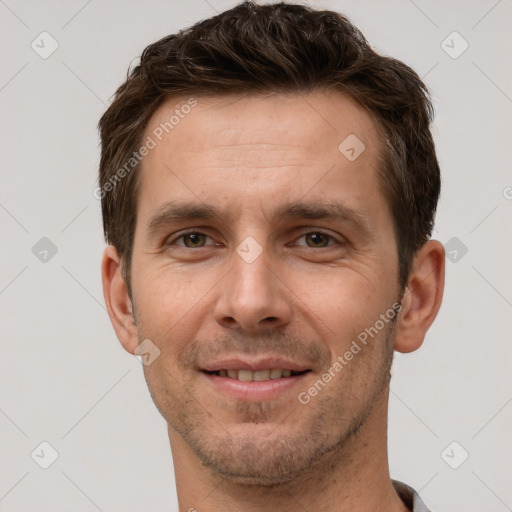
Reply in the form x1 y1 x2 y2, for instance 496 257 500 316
101 245 139 355
394 240 445 353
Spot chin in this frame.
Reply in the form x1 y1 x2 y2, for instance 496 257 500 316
199 445 316 486
183 418 351 487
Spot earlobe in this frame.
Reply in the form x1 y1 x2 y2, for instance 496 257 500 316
101 245 139 355
394 240 445 353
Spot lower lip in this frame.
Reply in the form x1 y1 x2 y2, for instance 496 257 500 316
201 372 310 401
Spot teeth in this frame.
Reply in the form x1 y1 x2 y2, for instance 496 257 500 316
253 370 270 381
238 370 253 382
270 368 283 379
217 369 300 381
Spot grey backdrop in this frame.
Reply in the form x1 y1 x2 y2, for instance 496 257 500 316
1 0 511 510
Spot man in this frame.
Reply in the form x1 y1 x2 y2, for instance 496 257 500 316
98 2 444 510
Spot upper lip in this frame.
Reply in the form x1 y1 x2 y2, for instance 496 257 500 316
201 357 311 372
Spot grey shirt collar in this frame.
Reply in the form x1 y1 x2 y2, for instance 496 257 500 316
392 480 431 512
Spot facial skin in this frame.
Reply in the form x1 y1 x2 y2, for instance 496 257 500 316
102 91 444 511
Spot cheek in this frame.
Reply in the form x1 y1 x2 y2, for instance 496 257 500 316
133 263 211 321
290 268 395 353
292 263 367 304
131 263 220 367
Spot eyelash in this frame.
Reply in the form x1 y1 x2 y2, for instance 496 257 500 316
167 229 345 248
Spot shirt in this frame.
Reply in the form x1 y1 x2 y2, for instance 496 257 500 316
393 480 431 512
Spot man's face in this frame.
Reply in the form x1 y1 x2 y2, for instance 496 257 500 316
130 91 401 484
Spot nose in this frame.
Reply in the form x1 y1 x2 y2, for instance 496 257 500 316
214 251 293 334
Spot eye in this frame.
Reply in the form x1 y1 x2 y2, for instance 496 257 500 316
296 231 338 248
172 232 214 248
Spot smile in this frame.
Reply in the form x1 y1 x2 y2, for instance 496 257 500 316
205 368 309 381
201 368 312 401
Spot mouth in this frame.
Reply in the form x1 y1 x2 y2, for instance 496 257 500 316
200 358 313 400
203 368 310 381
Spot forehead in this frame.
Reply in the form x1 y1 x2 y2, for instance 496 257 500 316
146 91 379 156
137 91 386 221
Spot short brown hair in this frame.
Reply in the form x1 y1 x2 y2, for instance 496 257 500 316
98 1 440 292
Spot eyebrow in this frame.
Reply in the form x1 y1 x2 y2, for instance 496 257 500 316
146 200 374 241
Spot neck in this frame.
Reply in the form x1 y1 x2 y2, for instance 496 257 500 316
169 388 408 512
